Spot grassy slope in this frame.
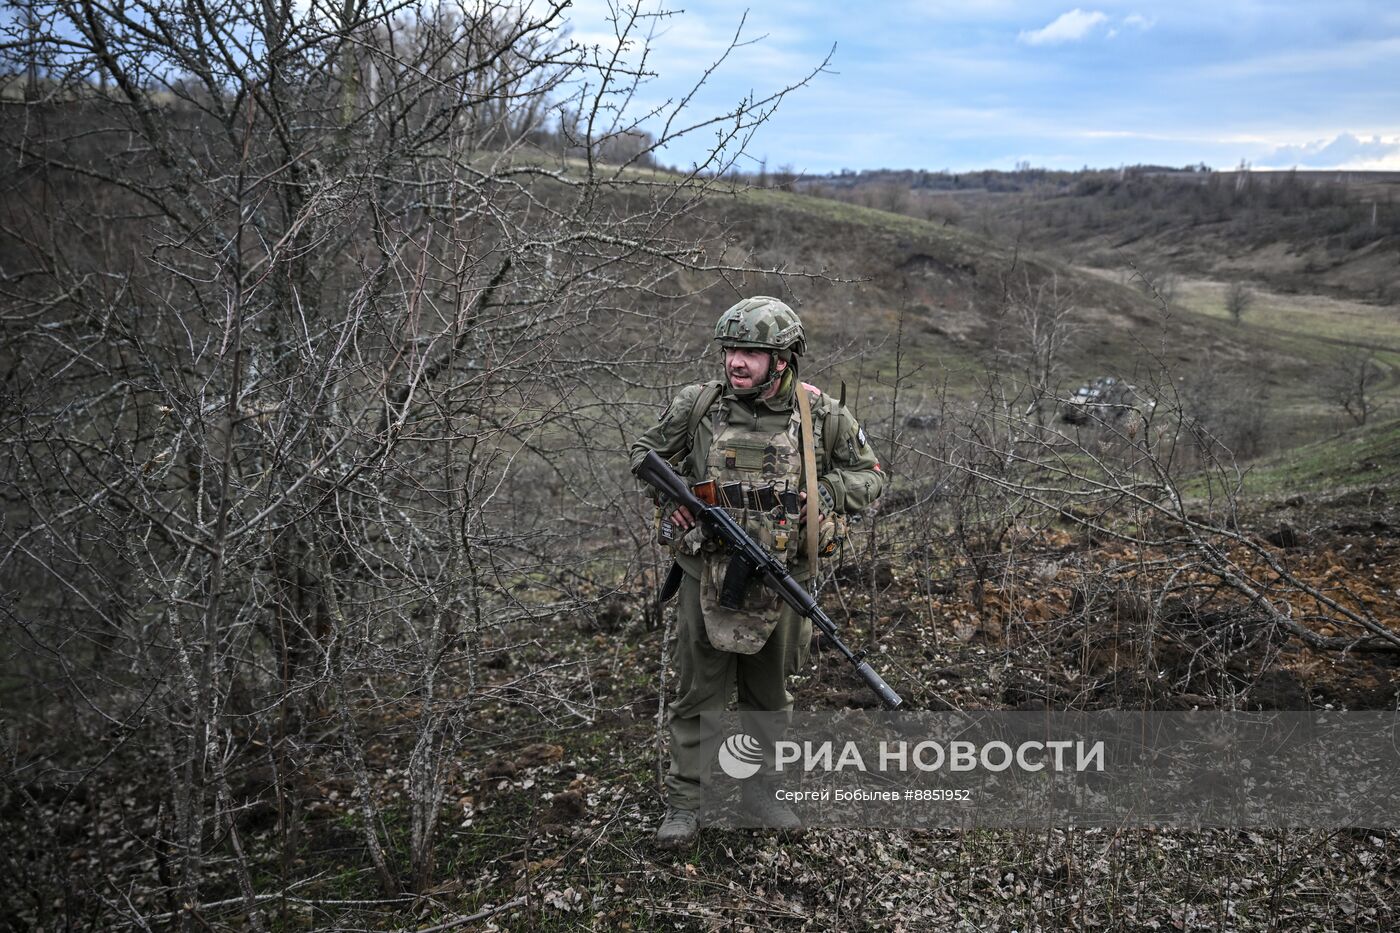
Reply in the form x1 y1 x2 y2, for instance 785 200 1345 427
696 181 1392 463
858 171 1400 304
541 162 1387 454
1241 416 1400 498
1068 266 1400 444
1177 277 1400 434
714 185 1270 382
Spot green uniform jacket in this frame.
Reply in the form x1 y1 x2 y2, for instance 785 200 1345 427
629 376 886 576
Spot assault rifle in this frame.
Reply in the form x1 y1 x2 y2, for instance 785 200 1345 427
635 450 903 710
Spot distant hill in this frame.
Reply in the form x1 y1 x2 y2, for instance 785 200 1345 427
775 166 1400 306
691 179 1232 374
665 176 1397 456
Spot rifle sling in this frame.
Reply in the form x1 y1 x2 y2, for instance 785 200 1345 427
796 383 819 580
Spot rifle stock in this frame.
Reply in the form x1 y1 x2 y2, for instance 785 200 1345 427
635 450 903 710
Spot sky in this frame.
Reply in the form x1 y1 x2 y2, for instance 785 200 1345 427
560 0 1400 174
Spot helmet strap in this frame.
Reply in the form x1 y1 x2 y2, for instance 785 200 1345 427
751 353 793 399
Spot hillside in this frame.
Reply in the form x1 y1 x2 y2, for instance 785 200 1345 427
666 179 1398 457
791 166 1400 306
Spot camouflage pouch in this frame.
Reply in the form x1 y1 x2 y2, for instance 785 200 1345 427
699 552 783 654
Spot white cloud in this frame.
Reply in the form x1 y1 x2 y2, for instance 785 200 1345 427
1018 9 1109 45
1255 133 1400 170
1347 153 1400 170
1123 13 1155 31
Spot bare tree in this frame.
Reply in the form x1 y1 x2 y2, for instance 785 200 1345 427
1002 269 1079 427
1225 280 1254 323
1319 346 1385 426
1179 354 1269 460
1131 263 1178 310
0 0 829 925
883 181 912 214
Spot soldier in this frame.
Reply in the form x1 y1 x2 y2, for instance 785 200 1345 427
629 296 885 849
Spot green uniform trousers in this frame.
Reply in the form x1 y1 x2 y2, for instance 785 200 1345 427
665 570 812 808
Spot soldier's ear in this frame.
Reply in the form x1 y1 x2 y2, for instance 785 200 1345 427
773 354 787 373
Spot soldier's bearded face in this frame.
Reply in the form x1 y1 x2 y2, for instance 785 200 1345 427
724 347 785 391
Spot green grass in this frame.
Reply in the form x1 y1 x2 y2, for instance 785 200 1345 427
1239 417 1400 497
1070 264 1400 453
736 184 993 249
1173 277 1400 349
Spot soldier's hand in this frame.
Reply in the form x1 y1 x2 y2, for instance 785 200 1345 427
797 491 823 525
671 506 696 530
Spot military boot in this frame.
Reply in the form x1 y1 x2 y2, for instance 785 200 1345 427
741 780 802 832
654 805 699 849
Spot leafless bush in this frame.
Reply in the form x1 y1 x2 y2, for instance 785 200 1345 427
1225 280 1254 323
891 358 1399 700
1319 346 1385 426
0 0 828 925
1175 355 1269 460
1128 263 1178 309
998 269 1079 427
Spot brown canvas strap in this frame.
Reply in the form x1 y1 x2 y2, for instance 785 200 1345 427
796 383 819 579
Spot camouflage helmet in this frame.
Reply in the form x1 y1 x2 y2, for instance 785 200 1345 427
714 297 806 356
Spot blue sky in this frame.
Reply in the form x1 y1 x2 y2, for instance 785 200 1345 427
562 1 1400 173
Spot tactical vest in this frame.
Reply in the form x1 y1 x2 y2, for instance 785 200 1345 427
692 394 806 653
666 385 844 654
702 398 806 562
663 380 847 564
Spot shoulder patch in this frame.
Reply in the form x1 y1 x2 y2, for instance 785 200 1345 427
857 426 868 447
